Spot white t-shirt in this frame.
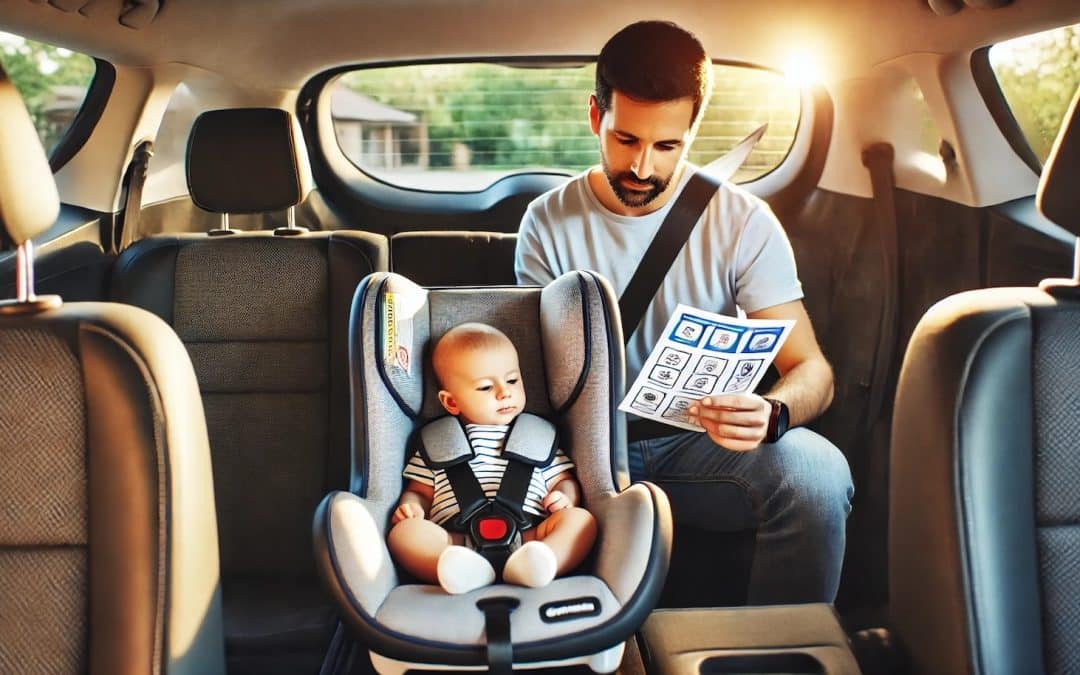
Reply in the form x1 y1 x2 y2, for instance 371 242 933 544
515 165 803 385
403 423 575 526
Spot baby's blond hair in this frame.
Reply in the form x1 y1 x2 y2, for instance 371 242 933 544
431 322 515 386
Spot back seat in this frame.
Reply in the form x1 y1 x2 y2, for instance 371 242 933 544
109 108 388 674
390 230 517 285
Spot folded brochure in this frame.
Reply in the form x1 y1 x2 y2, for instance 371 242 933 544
618 304 794 432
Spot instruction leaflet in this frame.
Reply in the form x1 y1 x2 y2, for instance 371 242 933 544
618 304 794 432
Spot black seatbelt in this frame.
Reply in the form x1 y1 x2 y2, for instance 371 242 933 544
618 170 720 343
860 143 900 438
115 140 154 253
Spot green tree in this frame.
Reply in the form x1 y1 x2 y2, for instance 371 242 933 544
993 24 1080 163
0 34 96 152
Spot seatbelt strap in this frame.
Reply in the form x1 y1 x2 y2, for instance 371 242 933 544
618 170 720 342
860 143 900 434
443 462 488 528
494 458 533 529
616 124 767 344
116 140 154 253
476 596 520 675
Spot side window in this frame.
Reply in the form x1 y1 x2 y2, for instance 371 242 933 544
326 62 800 192
0 31 96 156
990 23 1080 165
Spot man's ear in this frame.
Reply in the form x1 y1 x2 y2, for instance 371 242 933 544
438 390 460 416
589 94 602 135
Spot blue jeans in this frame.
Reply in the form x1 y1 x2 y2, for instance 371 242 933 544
629 427 853 605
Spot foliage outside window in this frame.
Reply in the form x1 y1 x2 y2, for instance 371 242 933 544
330 62 800 192
0 31 95 155
990 23 1080 165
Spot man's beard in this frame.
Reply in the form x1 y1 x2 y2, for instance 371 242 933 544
602 157 672 208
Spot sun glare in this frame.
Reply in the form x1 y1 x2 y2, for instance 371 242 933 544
783 52 823 86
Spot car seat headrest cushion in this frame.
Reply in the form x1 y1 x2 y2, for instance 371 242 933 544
1038 87 1080 237
0 67 60 248
186 107 303 215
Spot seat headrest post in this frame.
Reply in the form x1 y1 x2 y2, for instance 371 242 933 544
273 205 309 237
0 240 62 314
207 212 236 237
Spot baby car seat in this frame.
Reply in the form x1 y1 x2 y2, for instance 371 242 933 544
314 271 672 674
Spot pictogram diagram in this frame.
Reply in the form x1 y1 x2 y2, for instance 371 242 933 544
619 304 795 432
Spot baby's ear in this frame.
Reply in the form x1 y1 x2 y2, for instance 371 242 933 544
437 390 460 416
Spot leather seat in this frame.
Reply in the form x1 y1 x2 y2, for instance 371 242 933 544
110 108 389 673
0 66 225 674
889 88 1080 674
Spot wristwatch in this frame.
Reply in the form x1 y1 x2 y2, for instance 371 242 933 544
764 397 790 444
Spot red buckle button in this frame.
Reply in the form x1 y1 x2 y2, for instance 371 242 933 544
477 517 508 541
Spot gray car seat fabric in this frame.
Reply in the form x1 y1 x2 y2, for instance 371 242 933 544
109 107 390 669
890 89 1080 675
314 271 672 670
0 64 224 675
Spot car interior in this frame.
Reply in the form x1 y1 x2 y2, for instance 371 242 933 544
1 0 1079 673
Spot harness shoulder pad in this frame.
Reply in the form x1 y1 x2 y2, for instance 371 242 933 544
502 413 558 466
419 416 473 468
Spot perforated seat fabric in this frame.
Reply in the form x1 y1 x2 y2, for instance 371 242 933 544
314 271 671 669
110 230 388 661
0 304 225 674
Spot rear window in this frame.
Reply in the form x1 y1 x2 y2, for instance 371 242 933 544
989 23 1080 165
0 31 96 156
328 62 800 192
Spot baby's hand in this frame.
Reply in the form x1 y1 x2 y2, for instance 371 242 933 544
392 502 426 524
542 490 570 513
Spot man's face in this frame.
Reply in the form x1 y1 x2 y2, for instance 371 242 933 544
590 90 695 211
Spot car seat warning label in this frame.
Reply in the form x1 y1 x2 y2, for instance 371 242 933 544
619 303 793 432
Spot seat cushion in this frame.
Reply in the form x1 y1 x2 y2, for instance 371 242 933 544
375 577 619 645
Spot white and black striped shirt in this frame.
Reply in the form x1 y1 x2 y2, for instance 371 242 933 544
403 423 575 526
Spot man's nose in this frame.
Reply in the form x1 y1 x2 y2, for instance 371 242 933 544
631 146 654 179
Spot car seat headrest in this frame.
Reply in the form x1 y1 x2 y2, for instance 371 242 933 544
0 66 60 248
1037 86 1080 237
370 272 597 420
186 107 303 214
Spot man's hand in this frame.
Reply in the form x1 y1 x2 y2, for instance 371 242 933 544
542 490 571 513
392 502 427 524
687 393 770 452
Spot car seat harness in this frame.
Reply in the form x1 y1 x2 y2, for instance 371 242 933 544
419 413 558 576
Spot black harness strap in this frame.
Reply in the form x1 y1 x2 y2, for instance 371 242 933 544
476 596 520 675
618 170 721 343
444 461 488 529
494 458 534 529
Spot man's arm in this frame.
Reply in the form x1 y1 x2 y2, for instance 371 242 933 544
688 299 832 451
751 299 833 424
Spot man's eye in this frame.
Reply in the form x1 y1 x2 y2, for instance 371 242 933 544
477 385 493 392
507 378 519 385
657 144 678 152
616 137 636 146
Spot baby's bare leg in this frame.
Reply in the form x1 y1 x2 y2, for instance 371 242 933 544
525 507 598 575
387 518 452 583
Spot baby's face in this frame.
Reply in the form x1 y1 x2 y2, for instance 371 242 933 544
438 341 526 425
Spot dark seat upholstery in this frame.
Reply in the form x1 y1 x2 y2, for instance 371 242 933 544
390 230 517 286
109 108 389 673
890 89 1080 674
0 65 225 674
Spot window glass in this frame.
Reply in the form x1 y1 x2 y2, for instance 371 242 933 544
329 62 800 192
0 31 96 155
990 23 1080 164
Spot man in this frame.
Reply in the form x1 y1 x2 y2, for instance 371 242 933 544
514 20 853 604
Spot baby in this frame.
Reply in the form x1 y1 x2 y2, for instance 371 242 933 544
387 322 597 594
